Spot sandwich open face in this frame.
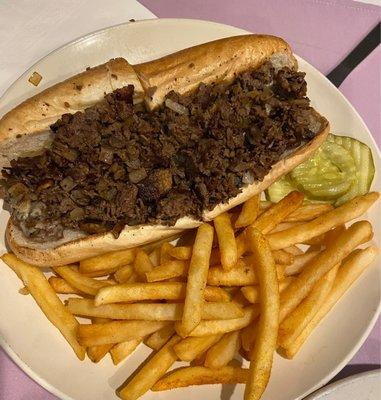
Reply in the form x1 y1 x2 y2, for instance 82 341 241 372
0 34 329 266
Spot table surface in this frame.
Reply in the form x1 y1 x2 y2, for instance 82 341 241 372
0 1 380 399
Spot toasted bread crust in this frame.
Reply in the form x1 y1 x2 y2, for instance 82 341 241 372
1 34 329 266
135 34 296 109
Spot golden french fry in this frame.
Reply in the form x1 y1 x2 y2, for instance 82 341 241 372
168 246 192 260
95 282 184 304
77 320 168 346
79 248 136 274
110 339 141 365
68 298 243 321
267 192 379 250
203 286 232 302
145 260 188 282
133 249 154 280
272 249 294 265
268 221 303 234
174 334 223 362
284 203 334 222
284 250 320 276
251 191 304 234
235 192 304 258
279 221 373 322
87 318 114 363
244 228 280 400
81 267 121 278
117 335 181 400
160 242 174 264
145 325 175 350
179 306 259 337
207 260 285 286
278 265 339 349
214 212 238 270
48 276 82 295
180 223 214 336
1 253 85 360
95 282 229 305
149 247 161 267
236 234 248 258
240 321 258 353
241 277 295 304
204 331 240 368
53 265 114 296
279 246 378 359
323 225 347 246
114 265 135 283
152 364 248 390
235 195 260 228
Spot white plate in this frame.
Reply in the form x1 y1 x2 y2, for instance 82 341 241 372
0 18 380 400
305 370 381 400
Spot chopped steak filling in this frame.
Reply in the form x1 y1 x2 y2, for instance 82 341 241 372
1 62 325 242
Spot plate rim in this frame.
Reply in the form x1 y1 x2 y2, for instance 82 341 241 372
305 369 381 399
0 17 380 400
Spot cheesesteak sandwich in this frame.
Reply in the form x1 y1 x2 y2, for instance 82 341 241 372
0 35 329 266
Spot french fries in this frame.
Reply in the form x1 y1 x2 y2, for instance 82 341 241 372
114 265 135 283
1 254 85 360
278 265 339 349
160 242 174 264
152 364 248 390
145 260 188 282
78 320 168 346
95 282 228 304
110 339 141 365
68 298 243 321
79 248 136 274
284 250 320 276
251 191 304 234
145 325 175 350
117 335 181 400
178 306 259 337
87 318 114 363
168 245 192 260
267 192 379 250
241 277 294 304
244 228 280 400
204 331 240 368
174 334 223 362
2 187 379 400
280 221 373 321
179 223 214 336
207 260 285 286
53 265 114 295
279 246 378 359
214 212 238 270
48 276 82 295
284 203 334 222
235 194 260 228
133 249 154 280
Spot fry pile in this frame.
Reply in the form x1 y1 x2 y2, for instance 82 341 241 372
1 191 379 400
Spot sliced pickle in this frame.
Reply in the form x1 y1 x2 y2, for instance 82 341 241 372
265 134 375 205
290 141 356 200
265 175 295 203
329 135 375 206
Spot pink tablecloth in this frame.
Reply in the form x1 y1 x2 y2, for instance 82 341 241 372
1 0 380 399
